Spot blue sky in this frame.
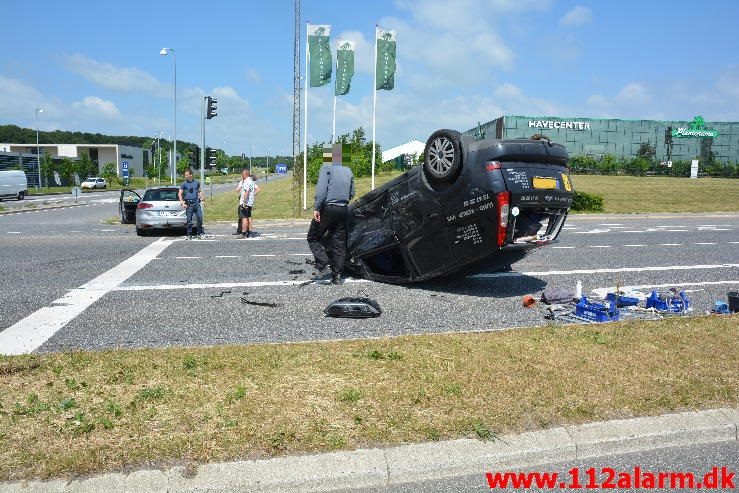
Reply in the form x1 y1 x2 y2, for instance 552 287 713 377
1 0 738 155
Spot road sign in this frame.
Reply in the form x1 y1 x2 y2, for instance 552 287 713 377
122 161 128 170
205 177 211 185
71 187 81 198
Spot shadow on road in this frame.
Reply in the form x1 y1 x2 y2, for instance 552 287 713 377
405 274 547 298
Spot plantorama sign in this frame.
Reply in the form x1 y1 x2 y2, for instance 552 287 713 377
672 116 719 138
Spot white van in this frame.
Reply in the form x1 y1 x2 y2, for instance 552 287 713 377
0 170 28 201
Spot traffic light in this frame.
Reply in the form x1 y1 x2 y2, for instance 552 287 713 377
206 96 218 119
208 147 217 167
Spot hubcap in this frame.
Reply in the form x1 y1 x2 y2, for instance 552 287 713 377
427 137 455 177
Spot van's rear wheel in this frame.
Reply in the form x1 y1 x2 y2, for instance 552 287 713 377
17 191 24 201
423 129 463 183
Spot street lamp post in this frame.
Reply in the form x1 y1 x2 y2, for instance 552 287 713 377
35 108 43 189
160 48 176 185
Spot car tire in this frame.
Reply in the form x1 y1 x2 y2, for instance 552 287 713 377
423 129 463 183
17 191 24 201
136 227 145 236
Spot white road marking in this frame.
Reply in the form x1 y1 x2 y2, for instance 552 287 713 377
115 278 372 291
589 245 612 248
599 223 623 226
659 243 683 246
575 229 611 234
623 230 647 233
731 242 739 244
699 227 732 231
470 263 739 278
0 238 174 355
552 246 575 249
6 231 21 234
592 280 739 299
100 229 115 232
70 231 82 233
695 242 717 245
215 255 240 258
665 229 688 232
289 253 311 256
175 256 200 259
251 254 277 257
624 244 645 247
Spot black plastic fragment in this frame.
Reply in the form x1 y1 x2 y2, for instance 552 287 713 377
324 297 382 318
240 297 280 308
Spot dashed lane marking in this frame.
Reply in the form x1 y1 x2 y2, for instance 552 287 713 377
470 263 739 278
174 256 200 259
552 246 575 249
588 245 611 248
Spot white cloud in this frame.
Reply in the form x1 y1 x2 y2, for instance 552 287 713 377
63 53 170 97
245 68 261 84
559 6 593 27
334 31 373 75
615 82 651 105
72 96 121 119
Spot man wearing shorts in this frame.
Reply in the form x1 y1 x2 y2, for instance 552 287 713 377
237 170 259 238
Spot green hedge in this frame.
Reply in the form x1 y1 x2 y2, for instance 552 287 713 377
571 191 604 212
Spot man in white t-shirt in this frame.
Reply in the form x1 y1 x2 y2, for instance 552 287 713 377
236 170 259 238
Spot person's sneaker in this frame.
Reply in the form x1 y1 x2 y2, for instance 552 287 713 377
331 273 344 285
311 265 331 279
198 234 206 240
232 231 242 236
236 233 248 239
186 235 192 241
246 231 251 238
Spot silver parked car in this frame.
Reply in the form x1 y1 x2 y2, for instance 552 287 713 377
127 187 187 236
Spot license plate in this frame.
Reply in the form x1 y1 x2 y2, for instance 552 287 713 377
532 177 558 189
158 211 179 217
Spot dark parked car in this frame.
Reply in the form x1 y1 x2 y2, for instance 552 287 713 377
344 129 573 283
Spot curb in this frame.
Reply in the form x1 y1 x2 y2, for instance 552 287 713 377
2 407 737 492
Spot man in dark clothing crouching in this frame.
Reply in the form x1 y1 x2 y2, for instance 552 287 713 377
307 159 355 284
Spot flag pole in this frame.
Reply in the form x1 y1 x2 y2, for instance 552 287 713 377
332 95 337 143
332 38 338 143
303 21 309 210
371 25 378 191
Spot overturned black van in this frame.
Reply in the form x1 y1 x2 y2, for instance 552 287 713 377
345 129 573 283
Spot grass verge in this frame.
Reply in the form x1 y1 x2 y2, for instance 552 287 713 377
1 315 736 481
203 171 402 221
571 175 739 214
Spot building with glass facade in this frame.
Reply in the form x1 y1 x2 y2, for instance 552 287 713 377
465 115 739 164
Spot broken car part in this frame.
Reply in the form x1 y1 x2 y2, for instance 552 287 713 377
324 297 382 318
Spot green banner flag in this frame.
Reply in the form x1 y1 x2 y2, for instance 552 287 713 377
375 27 396 91
335 40 355 96
308 24 332 87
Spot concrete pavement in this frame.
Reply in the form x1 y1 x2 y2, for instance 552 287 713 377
1 407 736 492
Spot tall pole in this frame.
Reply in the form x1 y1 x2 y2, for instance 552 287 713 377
160 48 176 185
173 50 177 185
267 147 271 174
371 26 378 191
249 144 253 174
35 108 43 190
157 133 162 184
303 21 309 210
200 97 205 184
332 95 337 144
332 40 338 143
292 0 302 217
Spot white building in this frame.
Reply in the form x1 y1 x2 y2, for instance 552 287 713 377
382 139 425 164
0 143 149 177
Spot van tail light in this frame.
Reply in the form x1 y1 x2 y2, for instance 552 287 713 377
137 202 153 209
497 191 511 247
485 160 502 171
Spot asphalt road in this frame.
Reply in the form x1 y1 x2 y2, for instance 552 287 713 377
334 441 738 492
0 204 737 353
